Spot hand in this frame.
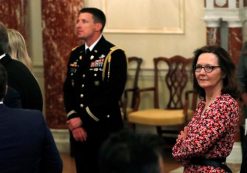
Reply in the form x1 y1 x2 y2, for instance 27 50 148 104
67 117 82 131
72 127 87 142
177 126 188 141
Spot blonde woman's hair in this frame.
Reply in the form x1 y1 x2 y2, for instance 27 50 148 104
7 29 32 70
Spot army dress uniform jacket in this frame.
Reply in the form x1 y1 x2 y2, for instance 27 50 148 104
64 37 127 134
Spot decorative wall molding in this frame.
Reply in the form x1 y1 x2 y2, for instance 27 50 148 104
204 9 243 25
204 0 247 26
101 0 185 34
215 0 228 7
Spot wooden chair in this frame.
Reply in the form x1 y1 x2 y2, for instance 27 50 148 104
122 57 143 120
183 90 198 124
127 55 193 138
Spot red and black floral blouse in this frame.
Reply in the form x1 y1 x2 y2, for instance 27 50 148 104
172 94 239 173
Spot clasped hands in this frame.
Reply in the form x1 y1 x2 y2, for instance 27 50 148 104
67 117 87 142
177 126 188 142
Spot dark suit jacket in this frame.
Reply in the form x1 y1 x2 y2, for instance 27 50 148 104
0 54 43 111
0 104 62 173
4 86 22 108
241 133 247 173
64 36 127 137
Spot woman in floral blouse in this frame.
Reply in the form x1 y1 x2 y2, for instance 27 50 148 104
172 45 240 173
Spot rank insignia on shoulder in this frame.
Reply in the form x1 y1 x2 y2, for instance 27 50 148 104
71 46 79 51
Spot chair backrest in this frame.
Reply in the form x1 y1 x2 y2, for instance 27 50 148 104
153 56 192 109
127 57 143 108
183 90 198 123
121 57 143 119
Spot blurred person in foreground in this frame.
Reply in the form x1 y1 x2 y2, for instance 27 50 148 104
240 133 247 173
0 63 62 173
99 130 166 173
172 45 240 173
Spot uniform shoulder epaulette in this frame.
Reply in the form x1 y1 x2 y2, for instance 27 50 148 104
71 46 80 51
110 46 119 51
102 46 121 81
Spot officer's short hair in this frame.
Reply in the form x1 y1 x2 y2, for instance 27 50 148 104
79 7 106 32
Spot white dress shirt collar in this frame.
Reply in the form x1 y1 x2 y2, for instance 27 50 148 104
85 34 103 52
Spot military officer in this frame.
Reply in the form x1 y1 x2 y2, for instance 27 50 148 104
63 7 127 173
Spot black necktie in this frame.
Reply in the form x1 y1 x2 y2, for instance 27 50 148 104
85 48 90 57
